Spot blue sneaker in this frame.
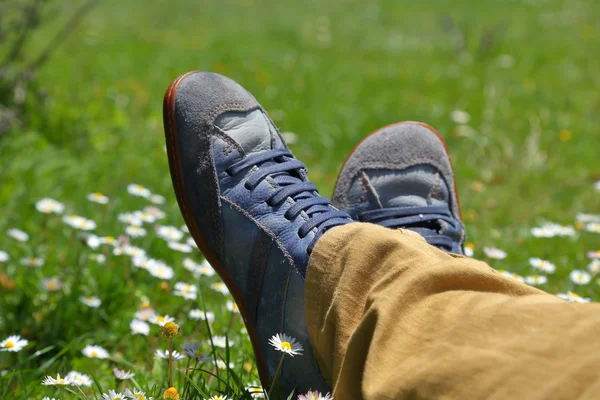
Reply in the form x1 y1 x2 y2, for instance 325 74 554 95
332 122 466 254
163 71 352 394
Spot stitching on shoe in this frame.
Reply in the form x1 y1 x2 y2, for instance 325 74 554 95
429 172 442 203
212 126 244 154
207 101 259 122
357 172 368 204
220 196 300 274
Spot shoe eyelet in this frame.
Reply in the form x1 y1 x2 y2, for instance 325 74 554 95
244 181 253 190
225 169 233 177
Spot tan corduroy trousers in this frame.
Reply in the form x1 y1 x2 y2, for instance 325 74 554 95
305 223 600 400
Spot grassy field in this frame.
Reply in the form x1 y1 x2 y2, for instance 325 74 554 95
1 0 599 398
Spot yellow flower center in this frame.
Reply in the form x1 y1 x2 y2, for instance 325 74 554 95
5 341 14 349
30 258 37 264
105 236 116 243
156 316 165 323
90 350 98 357
161 321 180 339
281 341 292 351
134 394 145 400
87 296 94 301
57 378 64 383
163 387 180 400
47 281 58 290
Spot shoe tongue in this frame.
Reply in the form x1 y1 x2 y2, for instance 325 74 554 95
367 166 449 209
215 110 284 155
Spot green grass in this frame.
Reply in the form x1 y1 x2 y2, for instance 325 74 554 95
1 0 599 398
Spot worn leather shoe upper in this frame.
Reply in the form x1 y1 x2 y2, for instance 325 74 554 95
333 122 465 254
163 71 352 395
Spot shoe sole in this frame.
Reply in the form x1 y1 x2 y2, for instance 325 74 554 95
163 71 270 389
333 121 462 218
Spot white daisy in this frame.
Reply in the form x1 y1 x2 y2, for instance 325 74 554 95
569 269 591 285
125 389 153 400
66 371 93 387
524 275 548 286
150 194 166 205
87 192 110 204
7 228 29 242
63 215 96 231
210 335 234 348
41 278 63 292
148 262 174 280
20 257 44 267
41 373 73 386
528 257 556 274
174 282 198 300
210 282 230 295
464 245 474 257
80 296 102 308
207 395 228 400
531 222 576 238
268 333 303 356
246 382 265 399
119 245 146 258
133 210 157 223
155 349 185 360
595 180 600 191
183 258 215 277
181 224 189 233
99 236 118 246
130 319 150 336
113 367 135 380
82 344 109 359
144 206 166 219
588 250 600 259
451 110 470 124
226 301 240 314
35 198 65 214
86 234 102 249
297 391 333 400
89 253 106 264
588 259 600 275
134 307 156 321
149 314 174 326
157 225 184 242
117 212 143 226
132 255 157 270
215 359 234 370
186 237 197 248
127 183 151 198
0 251 9 263
126 225 147 238
102 390 127 400
585 223 600 233
0 335 28 352
557 291 591 303
168 241 193 253
181 342 212 362
189 309 215 322
183 258 201 272
42 397 58 400
483 247 507 260
576 213 600 223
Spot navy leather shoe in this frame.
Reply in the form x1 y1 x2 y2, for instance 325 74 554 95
332 122 466 254
163 71 352 394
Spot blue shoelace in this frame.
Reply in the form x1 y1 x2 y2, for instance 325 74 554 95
358 206 459 251
226 149 350 253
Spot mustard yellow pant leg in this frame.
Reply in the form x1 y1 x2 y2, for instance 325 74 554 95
305 223 600 400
